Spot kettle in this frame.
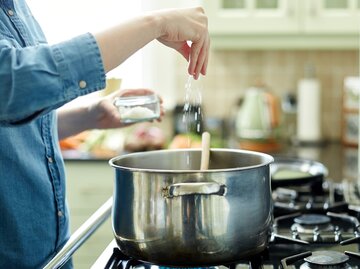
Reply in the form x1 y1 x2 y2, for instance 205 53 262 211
235 86 281 151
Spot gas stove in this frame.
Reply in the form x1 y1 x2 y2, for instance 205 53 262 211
94 242 360 269
92 180 360 269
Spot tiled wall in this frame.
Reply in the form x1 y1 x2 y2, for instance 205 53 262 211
174 50 359 141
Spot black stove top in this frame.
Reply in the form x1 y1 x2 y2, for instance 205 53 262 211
94 180 360 269
102 246 360 269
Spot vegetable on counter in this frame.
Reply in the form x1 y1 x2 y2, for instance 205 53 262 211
168 133 223 149
168 133 202 149
59 130 124 159
124 124 166 152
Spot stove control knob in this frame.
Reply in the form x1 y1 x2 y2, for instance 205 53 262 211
235 264 250 269
306 198 314 210
313 227 322 242
323 200 330 210
334 226 342 242
291 226 300 239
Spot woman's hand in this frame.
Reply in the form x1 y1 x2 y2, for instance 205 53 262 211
57 89 164 140
88 88 164 130
155 7 210 79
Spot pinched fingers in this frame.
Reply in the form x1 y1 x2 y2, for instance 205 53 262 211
187 11 210 79
195 36 210 78
188 35 210 79
201 36 210 75
155 6 209 79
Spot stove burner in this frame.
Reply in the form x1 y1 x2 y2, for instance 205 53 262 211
280 250 360 269
291 214 334 234
304 251 349 265
294 214 331 226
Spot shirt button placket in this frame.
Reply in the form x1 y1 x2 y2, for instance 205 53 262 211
8 9 14 16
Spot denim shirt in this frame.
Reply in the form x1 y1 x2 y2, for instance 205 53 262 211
0 0 106 268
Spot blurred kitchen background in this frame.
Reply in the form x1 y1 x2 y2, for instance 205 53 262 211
29 0 359 268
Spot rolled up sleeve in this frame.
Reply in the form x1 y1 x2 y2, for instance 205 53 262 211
0 32 106 125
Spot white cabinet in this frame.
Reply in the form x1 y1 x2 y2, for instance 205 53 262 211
206 0 299 34
203 0 360 49
303 0 360 33
65 161 114 269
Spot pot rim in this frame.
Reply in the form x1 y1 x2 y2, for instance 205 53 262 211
108 148 274 173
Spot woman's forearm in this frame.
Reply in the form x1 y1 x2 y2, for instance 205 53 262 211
93 14 160 73
57 105 93 140
93 7 209 78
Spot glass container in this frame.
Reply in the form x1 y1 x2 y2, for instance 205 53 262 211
114 94 160 123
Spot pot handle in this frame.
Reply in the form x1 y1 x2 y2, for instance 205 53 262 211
163 182 227 198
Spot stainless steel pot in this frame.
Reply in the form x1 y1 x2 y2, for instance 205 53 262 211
109 148 274 266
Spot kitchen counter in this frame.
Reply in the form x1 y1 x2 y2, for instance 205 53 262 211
63 141 358 182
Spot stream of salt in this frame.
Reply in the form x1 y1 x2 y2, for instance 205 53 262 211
182 75 203 167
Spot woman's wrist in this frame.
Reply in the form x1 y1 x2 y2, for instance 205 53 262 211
144 11 164 39
57 104 94 139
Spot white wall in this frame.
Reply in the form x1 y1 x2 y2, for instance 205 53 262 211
28 0 142 89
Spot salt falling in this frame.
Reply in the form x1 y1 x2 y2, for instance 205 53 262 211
182 75 203 167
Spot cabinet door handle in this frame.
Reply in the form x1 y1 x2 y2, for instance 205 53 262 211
309 1 318 17
287 7 295 17
287 2 295 17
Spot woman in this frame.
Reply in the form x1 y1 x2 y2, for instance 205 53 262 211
0 1 209 268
